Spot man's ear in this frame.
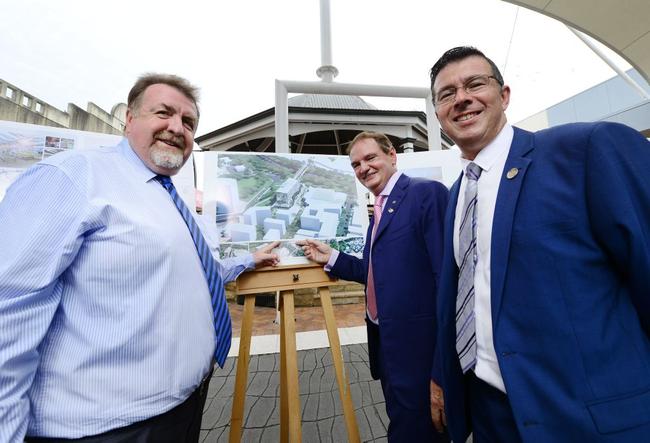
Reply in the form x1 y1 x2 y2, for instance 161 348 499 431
125 108 134 133
500 85 511 111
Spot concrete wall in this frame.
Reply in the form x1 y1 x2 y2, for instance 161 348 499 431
67 103 123 135
516 69 650 136
0 78 124 135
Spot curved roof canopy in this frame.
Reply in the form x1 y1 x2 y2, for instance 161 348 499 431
503 0 650 83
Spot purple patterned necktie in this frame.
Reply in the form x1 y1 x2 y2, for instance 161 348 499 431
456 162 482 373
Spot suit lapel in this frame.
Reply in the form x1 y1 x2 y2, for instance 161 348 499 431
447 173 462 258
373 174 409 247
490 127 534 327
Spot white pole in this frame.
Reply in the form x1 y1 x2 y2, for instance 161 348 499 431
274 79 442 150
275 80 290 153
426 90 442 150
320 0 332 69
568 26 650 100
317 0 338 82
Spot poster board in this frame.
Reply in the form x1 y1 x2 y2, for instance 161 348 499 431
398 148 462 188
202 152 369 264
0 120 196 205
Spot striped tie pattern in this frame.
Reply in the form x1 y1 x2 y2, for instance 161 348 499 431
366 194 386 321
456 162 482 373
155 175 232 367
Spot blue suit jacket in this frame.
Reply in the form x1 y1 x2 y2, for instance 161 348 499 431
331 174 449 410
435 122 650 442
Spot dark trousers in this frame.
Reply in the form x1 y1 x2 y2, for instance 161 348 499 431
26 369 213 443
369 321 449 443
467 371 522 443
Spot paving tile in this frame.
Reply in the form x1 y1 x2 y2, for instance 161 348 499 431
201 395 232 429
317 391 335 419
376 403 389 431
301 421 320 443
202 342 387 442
241 428 264 442
364 404 388 440
246 396 276 428
354 405 373 442
302 392 319 422
369 379 385 404
201 427 226 443
257 353 276 372
260 424 280 443
317 417 335 442
331 414 349 442
247 371 272 396
261 371 279 398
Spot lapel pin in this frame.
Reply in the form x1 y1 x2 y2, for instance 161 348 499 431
392 200 396 204
387 208 394 213
506 168 519 179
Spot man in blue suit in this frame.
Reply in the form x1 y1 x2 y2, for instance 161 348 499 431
429 46 650 442
298 131 449 442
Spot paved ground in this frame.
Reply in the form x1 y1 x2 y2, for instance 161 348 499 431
200 343 388 442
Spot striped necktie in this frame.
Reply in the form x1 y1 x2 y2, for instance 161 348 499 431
456 162 482 373
155 175 232 368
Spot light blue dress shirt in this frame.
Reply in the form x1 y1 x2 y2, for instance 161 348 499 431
0 139 252 441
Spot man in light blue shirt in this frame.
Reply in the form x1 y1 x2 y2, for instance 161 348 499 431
0 74 278 442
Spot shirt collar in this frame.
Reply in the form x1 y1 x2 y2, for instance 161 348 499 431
377 171 402 197
118 138 159 183
460 124 513 173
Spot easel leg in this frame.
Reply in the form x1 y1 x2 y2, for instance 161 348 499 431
320 288 361 443
280 294 288 443
229 294 255 443
280 290 302 442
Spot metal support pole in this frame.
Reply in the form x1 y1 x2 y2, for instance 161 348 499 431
317 0 338 82
275 80 290 153
568 26 650 100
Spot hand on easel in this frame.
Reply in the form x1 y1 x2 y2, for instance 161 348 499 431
252 241 281 268
295 239 332 264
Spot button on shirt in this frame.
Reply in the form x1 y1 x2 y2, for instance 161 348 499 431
0 139 251 441
453 124 513 393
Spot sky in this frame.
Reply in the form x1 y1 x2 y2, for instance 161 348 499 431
1 0 633 138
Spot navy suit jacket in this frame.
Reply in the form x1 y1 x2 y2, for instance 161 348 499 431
435 122 650 442
331 173 448 410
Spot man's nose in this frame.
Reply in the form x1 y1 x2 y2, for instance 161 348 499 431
167 114 184 134
358 161 370 174
453 87 472 106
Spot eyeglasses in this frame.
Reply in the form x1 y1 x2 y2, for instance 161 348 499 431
434 75 500 106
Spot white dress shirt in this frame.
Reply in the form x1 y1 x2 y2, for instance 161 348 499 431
0 139 251 441
453 124 513 393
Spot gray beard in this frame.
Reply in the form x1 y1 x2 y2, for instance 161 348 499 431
150 146 184 170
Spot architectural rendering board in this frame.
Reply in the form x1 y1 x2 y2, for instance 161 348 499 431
202 152 369 262
398 149 462 188
0 120 195 204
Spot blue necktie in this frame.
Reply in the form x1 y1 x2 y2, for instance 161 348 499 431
155 175 232 368
456 162 482 373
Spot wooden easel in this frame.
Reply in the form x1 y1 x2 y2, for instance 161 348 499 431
228 262 360 443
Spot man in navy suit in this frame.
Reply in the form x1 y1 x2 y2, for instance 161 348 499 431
298 131 449 442
429 46 650 442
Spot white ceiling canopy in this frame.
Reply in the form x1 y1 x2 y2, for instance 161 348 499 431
502 0 650 83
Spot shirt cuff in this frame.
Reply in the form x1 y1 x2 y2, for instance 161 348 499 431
324 249 339 272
